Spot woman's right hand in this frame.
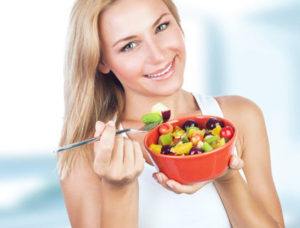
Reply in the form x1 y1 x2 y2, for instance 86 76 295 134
93 120 145 187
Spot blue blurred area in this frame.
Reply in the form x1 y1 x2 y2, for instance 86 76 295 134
0 155 69 228
1 0 300 227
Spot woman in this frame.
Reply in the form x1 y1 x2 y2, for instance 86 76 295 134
58 0 284 227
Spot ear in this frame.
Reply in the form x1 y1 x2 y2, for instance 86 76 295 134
98 60 110 74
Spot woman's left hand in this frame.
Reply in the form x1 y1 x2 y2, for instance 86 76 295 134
152 155 244 194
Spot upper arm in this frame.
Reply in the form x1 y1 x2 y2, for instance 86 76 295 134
216 95 284 225
60 157 102 228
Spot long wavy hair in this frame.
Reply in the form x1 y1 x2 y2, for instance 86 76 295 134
58 0 182 179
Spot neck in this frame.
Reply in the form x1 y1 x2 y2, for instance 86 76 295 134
121 89 199 122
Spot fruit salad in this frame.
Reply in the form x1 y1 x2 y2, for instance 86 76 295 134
148 117 234 156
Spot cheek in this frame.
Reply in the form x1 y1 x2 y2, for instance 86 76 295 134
111 54 146 80
160 27 186 56
171 29 185 53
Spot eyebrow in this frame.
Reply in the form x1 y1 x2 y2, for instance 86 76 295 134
112 12 170 48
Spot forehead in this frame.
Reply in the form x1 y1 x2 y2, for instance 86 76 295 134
100 0 170 43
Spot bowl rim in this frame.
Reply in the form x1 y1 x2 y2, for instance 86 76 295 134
144 114 237 159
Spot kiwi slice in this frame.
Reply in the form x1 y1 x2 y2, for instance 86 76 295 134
141 113 162 125
202 142 213 152
159 133 173 146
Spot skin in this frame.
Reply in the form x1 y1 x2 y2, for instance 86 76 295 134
61 0 285 227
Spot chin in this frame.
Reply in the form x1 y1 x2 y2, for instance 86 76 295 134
149 78 183 97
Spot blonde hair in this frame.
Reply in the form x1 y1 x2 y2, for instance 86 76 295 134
58 0 182 179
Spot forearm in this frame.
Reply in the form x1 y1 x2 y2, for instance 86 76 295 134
214 172 281 228
100 180 139 228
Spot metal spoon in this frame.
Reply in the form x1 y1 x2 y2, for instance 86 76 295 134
54 122 158 153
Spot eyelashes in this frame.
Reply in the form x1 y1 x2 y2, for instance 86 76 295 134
120 21 171 53
121 42 138 52
155 21 170 33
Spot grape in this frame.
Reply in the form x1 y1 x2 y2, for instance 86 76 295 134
189 147 203 155
204 130 212 138
206 117 224 130
182 120 199 130
162 110 171 122
161 145 174 155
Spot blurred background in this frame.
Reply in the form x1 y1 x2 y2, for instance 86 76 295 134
0 0 299 227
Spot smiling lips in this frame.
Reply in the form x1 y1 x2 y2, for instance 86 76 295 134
145 57 175 79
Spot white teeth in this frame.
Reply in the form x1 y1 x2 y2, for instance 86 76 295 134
146 61 173 78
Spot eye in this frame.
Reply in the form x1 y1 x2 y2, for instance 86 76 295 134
121 41 138 52
155 21 170 33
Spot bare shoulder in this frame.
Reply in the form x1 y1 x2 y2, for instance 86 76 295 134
215 95 263 121
215 95 266 157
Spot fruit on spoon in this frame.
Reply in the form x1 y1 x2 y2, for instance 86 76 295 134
141 103 171 130
151 103 171 122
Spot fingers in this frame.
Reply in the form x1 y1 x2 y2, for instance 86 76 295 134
165 180 207 194
153 172 170 189
93 120 145 185
94 121 105 137
123 138 134 170
133 141 145 173
93 121 116 174
229 155 244 170
153 172 208 194
110 136 124 166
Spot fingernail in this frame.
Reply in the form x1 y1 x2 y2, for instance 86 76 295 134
107 120 115 127
166 181 174 189
232 158 239 167
157 174 163 183
95 121 102 131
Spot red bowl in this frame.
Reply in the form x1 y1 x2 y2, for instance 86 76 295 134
144 115 237 184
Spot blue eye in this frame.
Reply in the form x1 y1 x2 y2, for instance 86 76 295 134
155 22 170 33
121 42 137 52
120 21 170 53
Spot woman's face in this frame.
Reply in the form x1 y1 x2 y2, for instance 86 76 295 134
99 0 186 97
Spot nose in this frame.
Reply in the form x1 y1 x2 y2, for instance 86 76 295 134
145 37 165 64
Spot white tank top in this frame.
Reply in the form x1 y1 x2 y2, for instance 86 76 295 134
117 93 239 228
